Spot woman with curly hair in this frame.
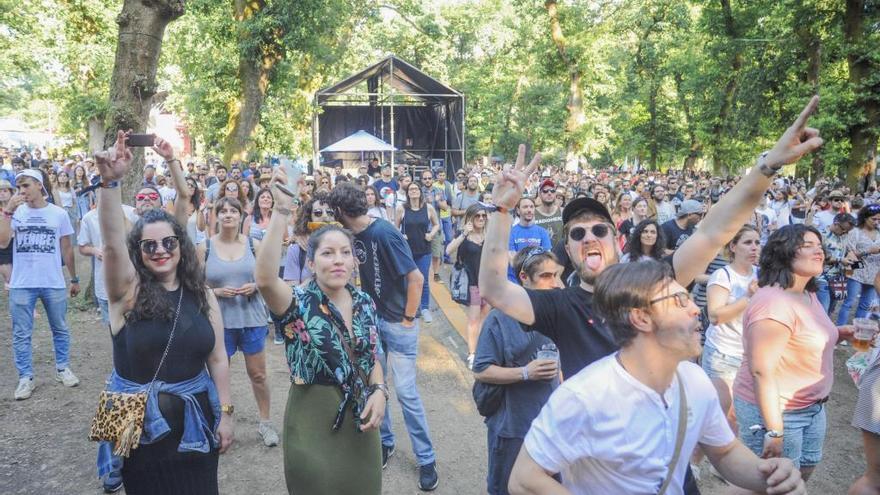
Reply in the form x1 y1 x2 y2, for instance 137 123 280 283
283 192 333 288
255 169 385 495
94 131 233 494
836 203 880 325
620 219 665 263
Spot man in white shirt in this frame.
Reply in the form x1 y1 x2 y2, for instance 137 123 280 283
0 170 82 400
509 261 805 495
79 202 136 326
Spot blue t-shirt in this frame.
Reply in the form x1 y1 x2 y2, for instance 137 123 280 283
507 223 552 282
473 309 558 438
353 218 417 322
373 178 398 194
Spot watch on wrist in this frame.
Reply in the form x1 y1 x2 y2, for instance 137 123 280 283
221 404 235 415
100 179 120 189
369 383 389 401
757 151 778 178
69 277 79 284
403 314 416 323
765 429 783 439
482 203 509 215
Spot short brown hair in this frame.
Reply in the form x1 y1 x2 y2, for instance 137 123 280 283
593 260 673 347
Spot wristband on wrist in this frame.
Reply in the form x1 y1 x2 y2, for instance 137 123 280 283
100 179 120 189
521 366 529 381
756 151 778 178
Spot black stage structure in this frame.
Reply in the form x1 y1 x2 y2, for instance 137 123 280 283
313 55 465 175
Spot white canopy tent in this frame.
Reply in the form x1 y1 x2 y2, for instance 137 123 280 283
319 130 398 169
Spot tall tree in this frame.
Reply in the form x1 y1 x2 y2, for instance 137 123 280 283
843 0 879 189
105 0 184 195
544 0 585 170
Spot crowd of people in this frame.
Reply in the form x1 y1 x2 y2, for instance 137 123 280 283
1 95 880 495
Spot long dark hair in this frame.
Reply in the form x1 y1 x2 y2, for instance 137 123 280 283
185 177 202 211
757 224 820 292
125 209 210 322
857 203 880 228
252 188 274 224
294 192 329 237
625 220 665 261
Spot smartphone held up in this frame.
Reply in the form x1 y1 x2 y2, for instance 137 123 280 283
275 158 304 198
125 133 156 147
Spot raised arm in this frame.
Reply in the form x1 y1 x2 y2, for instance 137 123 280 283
95 131 138 316
673 96 824 286
153 139 190 229
254 168 293 316
479 145 541 325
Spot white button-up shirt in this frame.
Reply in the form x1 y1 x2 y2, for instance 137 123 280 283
524 355 734 495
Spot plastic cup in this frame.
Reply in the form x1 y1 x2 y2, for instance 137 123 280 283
853 317 878 352
536 349 559 362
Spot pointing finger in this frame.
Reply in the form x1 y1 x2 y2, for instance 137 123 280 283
792 95 819 131
515 144 526 171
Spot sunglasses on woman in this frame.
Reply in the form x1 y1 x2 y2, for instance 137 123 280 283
312 209 334 218
568 224 613 242
136 192 160 201
138 235 179 255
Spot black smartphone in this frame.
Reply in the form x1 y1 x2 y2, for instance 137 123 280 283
126 133 155 147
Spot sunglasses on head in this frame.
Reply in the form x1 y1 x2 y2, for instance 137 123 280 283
136 192 160 201
569 223 613 242
138 235 179 255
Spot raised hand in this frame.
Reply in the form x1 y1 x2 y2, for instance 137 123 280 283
765 96 823 170
152 136 175 162
93 130 133 182
492 144 541 211
270 167 294 209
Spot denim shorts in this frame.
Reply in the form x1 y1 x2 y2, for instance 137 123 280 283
701 344 742 383
224 326 268 357
734 396 826 468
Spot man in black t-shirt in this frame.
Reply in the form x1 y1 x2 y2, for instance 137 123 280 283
661 199 703 251
479 96 823 492
327 183 440 491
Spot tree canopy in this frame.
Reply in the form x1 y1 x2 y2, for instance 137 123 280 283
2 0 878 185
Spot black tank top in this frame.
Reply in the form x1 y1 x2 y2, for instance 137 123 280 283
113 286 215 384
402 204 431 257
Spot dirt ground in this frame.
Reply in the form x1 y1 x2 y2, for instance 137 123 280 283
0 254 869 494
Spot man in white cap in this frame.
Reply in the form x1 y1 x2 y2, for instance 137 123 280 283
0 169 81 400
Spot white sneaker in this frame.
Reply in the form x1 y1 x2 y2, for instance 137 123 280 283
259 421 279 447
421 308 433 324
14 377 34 400
55 368 80 387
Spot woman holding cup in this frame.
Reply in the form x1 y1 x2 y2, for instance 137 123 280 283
848 273 880 495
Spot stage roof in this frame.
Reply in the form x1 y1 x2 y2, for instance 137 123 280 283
316 55 461 104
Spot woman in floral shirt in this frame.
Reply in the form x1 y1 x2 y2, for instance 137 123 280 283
255 169 386 495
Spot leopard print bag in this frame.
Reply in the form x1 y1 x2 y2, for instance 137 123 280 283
89 289 183 458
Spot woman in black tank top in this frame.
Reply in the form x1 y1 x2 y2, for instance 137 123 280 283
95 132 234 495
395 182 440 319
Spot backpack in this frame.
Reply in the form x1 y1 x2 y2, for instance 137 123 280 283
449 261 470 305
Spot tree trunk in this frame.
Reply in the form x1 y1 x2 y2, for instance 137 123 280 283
105 0 185 199
222 0 279 165
545 0 585 171
648 80 659 170
843 0 879 190
674 72 701 170
710 0 742 176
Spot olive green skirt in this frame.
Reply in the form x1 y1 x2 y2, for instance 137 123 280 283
283 383 381 495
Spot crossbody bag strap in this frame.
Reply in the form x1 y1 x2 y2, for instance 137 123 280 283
328 310 370 386
144 288 185 397
657 370 687 495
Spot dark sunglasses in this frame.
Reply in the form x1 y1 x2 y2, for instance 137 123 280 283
138 235 179 255
312 209 334 217
541 188 556 194
569 224 613 242
135 192 160 201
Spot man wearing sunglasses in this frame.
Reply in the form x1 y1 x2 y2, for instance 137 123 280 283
481 97 824 493
533 179 562 242
509 261 804 494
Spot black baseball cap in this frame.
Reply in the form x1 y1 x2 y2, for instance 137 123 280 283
562 197 612 225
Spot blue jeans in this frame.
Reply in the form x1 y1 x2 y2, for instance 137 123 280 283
378 317 436 466
441 218 453 262
836 277 877 325
414 253 431 311
97 297 109 327
734 397 826 468
815 278 831 315
701 343 742 383
9 287 71 378
487 429 524 495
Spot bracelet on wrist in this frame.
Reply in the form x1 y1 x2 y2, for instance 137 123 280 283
756 151 778 178
100 179 120 189
521 367 529 381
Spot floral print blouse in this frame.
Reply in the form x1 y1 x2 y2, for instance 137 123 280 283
275 280 380 431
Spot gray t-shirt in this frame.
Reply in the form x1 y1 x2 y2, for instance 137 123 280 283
204 238 268 328
453 190 481 230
